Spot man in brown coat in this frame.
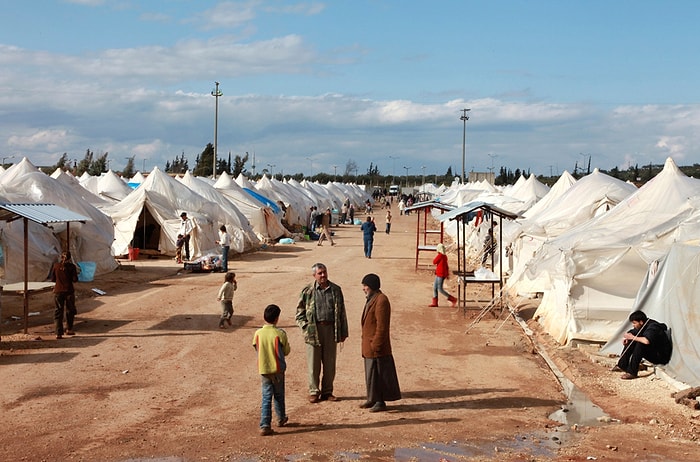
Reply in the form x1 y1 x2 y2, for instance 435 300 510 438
51 251 79 339
360 273 401 412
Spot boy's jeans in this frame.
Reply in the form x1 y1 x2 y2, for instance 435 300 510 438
260 373 286 429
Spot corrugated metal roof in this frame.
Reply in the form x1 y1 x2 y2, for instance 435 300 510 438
0 203 91 224
438 201 519 222
404 199 455 213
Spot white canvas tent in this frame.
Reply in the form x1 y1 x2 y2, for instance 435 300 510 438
0 158 117 282
107 167 256 258
213 172 289 241
512 158 700 344
601 242 700 387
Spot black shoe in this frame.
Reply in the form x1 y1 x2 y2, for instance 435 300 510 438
278 416 289 427
369 402 387 412
359 400 375 409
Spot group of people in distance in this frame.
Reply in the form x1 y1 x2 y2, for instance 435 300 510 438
251 263 401 436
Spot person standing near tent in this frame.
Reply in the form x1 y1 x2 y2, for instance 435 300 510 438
179 212 194 261
612 310 672 380
385 210 392 235
52 251 79 339
430 243 457 307
215 225 231 272
295 263 348 403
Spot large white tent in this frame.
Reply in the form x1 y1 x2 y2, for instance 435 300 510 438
601 242 700 387
213 172 289 241
0 158 117 282
513 158 700 344
107 167 257 258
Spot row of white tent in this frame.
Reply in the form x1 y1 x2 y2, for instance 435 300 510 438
0 158 370 285
426 158 699 386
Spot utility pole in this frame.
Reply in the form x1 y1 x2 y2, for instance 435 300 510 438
460 108 471 184
211 81 222 179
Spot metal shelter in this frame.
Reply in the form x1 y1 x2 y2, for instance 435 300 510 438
0 203 90 335
404 200 455 271
438 201 518 312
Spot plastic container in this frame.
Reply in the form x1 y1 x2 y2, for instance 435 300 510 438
77 261 96 282
128 247 140 261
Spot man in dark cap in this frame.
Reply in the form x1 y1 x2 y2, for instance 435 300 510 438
295 263 348 403
360 273 401 412
178 212 194 260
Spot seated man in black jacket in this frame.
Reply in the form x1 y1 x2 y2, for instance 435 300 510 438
613 310 672 380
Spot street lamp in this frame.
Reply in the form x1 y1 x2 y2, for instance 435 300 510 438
403 165 411 188
2 155 15 167
211 81 223 179
305 157 313 178
460 108 471 184
267 163 275 178
488 153 497 182
332 165 337 181
421 165 426 192
388 155 399 183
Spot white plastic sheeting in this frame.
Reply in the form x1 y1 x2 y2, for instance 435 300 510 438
601 242 700 386
515 158 700 344
0 158 117 283
107 167 257 258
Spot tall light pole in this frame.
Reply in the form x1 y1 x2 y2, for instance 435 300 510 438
460 108 471 184
488 153 497 183
421 165 426 193
2 154 15 167
403 165 411 188
267 163 275 178
388 155 399 184
211 81 223 179
332 165 337 181
305 157 313 178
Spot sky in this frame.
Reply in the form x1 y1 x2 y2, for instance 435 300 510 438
1 0 700 180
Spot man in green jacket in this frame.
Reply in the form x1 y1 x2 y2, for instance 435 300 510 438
295 263 349 403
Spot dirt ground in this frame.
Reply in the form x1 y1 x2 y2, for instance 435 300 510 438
1 208 699 462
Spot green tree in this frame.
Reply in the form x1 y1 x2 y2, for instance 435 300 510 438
123 156 136 178
232 152 249 178
193 143 215 177
89 152 108 175
76 149 94 176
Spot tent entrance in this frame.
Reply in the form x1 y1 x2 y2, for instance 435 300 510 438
132 207 161 251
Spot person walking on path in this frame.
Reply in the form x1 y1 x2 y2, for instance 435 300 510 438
385 210 392 235
252 304 291 436
52 251 79 339
317 208 336 246
179 212 195 261
360 216 377 258
359 273 401 412
430 243 457 307
295 263 348 403
215 225 231 272
216 272 237 328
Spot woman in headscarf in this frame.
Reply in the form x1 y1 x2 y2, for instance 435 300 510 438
359 273 401 413
430 243 457 307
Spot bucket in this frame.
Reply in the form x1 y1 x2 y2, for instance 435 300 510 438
77 261 96 282
128 247 140 261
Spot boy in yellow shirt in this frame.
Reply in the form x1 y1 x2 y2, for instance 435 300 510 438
252 304 291 436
